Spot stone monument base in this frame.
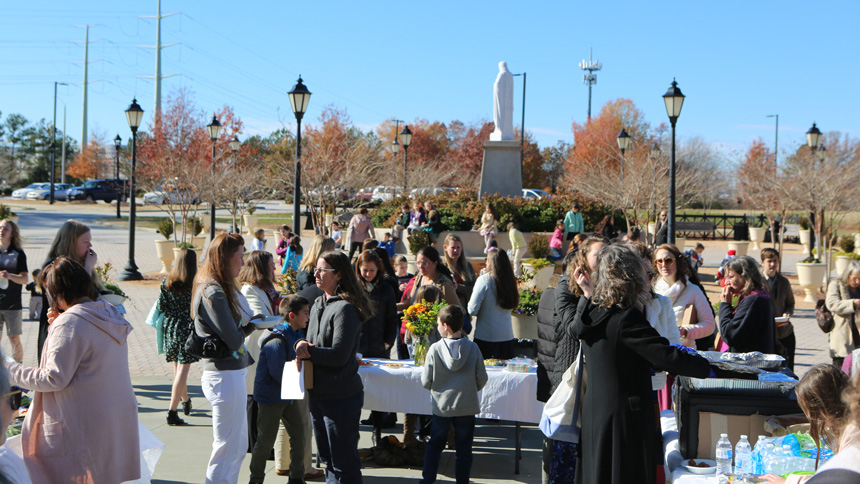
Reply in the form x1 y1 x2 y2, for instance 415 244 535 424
479 140 522 199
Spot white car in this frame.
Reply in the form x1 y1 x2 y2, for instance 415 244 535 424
143 186 198 205
11 183 50 199
26 183 73 200
409 187 457 199
522 188 552 199
372 186 399 202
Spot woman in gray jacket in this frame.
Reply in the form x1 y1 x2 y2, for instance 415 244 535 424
467 249 519 359
194 233 260 484
295 251 374 483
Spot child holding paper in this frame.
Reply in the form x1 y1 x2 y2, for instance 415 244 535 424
249 295 311 484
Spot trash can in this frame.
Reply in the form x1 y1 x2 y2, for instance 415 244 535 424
733 223 749 241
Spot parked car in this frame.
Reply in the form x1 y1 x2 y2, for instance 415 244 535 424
56 185 82 202
355 187 376 202
522 188 552 199
143 186 198 205
66 179 125 203
11 183 50 199
26 183 74 200
409 187 457 199
371 186 399 202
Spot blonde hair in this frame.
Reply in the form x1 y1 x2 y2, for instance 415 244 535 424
443 234 473 283
0 219 22 251
46 220 103 290
298 235 335 272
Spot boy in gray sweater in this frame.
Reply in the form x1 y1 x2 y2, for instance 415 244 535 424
420 305 488 484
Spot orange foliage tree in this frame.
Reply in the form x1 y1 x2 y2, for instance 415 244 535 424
67 132 111 180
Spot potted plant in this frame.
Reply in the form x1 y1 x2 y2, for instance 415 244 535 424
510 288 541 340
727 240 749 257
834 236 857 276
0 204 18 224
243 205 258 236
796 256 827 303
407 230 431 274
748 223 767 251
521 258 554 291
174 241 203 264
186 215 206 249
798 217 812 257
155 218 176 273
95 263 128 307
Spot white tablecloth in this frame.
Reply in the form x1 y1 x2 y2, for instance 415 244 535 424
662 410 717 484
358 358 543 423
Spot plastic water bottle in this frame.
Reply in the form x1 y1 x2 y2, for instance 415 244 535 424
752 435 768 475
769 445 789 476
781 445 796 474
735 435 753 477
762 443 776 474
716 433 733 483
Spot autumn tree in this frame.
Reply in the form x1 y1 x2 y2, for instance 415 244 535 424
67 132 111 180
444 120 493 188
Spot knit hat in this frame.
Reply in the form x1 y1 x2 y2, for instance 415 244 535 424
727 250 736 256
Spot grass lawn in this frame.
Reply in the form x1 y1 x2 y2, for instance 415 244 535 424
95 213 294 231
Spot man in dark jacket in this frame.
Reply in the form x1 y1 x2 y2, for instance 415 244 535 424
761 248 796 369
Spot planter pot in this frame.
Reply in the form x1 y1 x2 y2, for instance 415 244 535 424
522 263 554 291
154 239 176 273
325 213 334 227
836 256 851 278
405 254 418 275
191 235 206 250
199 213 210 231
855 233 860 255
799 229 811 256
674 237 686 250
648 222 657 235
749 227 767 251
511 313 538 340
244 214 258 235
727 241 749 257
174 247 203 266
796 262 827 303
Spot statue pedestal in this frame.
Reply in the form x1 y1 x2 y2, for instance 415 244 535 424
479 140 522 198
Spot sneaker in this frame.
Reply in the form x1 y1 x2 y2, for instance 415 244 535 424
166 410 186 426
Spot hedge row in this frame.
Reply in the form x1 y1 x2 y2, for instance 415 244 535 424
370 192 624 233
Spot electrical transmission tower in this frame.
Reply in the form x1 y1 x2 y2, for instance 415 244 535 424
579 49 602 120
139 0 179 117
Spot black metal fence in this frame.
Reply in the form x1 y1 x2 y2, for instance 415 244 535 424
674 213 801 241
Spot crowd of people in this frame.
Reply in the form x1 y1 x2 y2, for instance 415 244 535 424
0 201 858 484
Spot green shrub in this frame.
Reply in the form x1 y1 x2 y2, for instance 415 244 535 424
371 206 398 227
186 216 204 236
799 216 810 230
408 229 431 255
438 208 474 231
527 233 550 259
512 288 542 316
839 236 855 254
523 258 554 270
158 218 174 240
178 242 195 250
0 205 11 220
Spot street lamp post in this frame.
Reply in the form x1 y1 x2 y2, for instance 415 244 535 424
662 79 686 245
118 99 144 281
400 125 413 194
806 122 824 259
390 119 403 191
207 115 222 242
288 77 312 235
616 128 631 183
114 134 122 219
230 135 240 233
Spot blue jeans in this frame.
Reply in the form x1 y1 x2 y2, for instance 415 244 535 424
309 391 364 484
420 415 475 484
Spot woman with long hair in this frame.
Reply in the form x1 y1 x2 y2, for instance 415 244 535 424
571 244 711 484
295 251 373 483
156 248 199 426
652 243 715 348
718 255 775 354
8 257 140 483
825 260 860 368
468 249 519 359
397 246 460 311
240 251 278 398
372 246 402 302
38 220 100 362
442 234 477 312
296 235 336 291
194 233 259 483
0 219 28 363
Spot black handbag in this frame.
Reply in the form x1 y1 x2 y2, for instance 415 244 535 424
184 323 231 359
815 299 835 334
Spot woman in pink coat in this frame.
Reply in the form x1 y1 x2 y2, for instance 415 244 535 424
6 257 140 484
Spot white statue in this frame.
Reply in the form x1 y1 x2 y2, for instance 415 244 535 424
490 61 515 141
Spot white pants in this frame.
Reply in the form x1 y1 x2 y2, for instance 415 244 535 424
512 247 528 277
202 368 248 484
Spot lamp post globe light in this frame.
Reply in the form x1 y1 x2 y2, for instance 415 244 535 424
806 123 822 150
119 99 144 281
230 135 240 153
207 115 222 242
616 128 631 182
400 125 413 194
288 77 311 234
662 79 685 245
114 134 122 219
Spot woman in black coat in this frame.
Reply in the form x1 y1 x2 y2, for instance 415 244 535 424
571 244 711 484
355 250 398 357
718 255 775 354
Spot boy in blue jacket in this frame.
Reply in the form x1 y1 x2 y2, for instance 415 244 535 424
420 304 488 484
249 295 310 484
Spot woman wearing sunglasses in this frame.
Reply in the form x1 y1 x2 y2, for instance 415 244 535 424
6 257 139 484
652 244 715 349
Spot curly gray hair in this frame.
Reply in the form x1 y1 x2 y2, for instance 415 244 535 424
592 244 651 310
724 255 766 295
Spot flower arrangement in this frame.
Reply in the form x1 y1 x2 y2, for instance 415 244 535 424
95 263 128 298
402 300 448 338
513 288 542 316
279 267 297 295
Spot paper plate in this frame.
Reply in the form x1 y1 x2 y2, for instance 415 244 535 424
100 293 126 306
253 316 282 329
774 316 790 323
684 459 716 474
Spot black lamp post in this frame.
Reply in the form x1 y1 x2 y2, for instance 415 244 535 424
400 125 413 193
806 123 822 151
662 79 685 245
118 99 144 281
230 135 240 233
616 128 631 183
288 77 312 234
207 115 222 241
114 134 122 219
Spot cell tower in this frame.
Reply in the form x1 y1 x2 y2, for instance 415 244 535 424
579 49 602 120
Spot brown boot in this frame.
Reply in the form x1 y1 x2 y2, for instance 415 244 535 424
403 414 417 446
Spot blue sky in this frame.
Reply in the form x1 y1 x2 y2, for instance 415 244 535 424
2 1 858 161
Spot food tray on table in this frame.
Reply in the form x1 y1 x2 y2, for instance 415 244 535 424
700 351 785 371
